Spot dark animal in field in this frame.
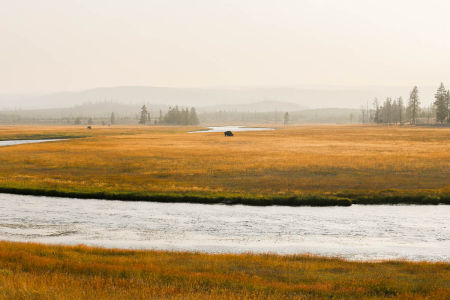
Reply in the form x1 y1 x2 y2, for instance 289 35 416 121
224 131 233 136
87 126 92 129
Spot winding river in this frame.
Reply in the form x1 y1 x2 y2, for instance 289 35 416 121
0 193 448 261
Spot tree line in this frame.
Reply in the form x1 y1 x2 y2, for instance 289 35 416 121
73 112 116 126
69 106 200 126
138 105 199 125
366 84 449 125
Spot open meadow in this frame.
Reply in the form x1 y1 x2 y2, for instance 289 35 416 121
0 241 448 299
0 125 449 205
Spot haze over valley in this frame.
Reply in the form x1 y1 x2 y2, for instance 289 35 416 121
1 1 449 299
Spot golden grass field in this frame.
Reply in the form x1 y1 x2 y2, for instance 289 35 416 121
0 126 449 299
0 125 449 204
0 241 448 299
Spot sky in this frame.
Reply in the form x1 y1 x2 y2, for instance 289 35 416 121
2 0 450 94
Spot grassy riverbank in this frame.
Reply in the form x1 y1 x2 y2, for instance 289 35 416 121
0 186 354 206
0 241 448 299
0 125 449 206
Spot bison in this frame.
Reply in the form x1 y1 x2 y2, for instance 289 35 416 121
224 131 234 137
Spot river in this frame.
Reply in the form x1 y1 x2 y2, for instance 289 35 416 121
0 139 65 147
189 126 275 133
0 193 448 261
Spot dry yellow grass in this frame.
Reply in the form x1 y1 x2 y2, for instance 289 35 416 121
0 241 448 299
0 127 449 299
0 125 449 202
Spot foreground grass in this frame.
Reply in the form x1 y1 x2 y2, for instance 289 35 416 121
0 125 449 205
0 241 448 299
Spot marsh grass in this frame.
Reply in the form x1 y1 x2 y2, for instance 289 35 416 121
0 241 448 299
0 125 449 205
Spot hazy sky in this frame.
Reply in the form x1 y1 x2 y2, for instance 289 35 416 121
2 0 450 93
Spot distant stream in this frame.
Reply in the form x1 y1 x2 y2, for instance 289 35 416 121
0 139 65 147
189 126 275 133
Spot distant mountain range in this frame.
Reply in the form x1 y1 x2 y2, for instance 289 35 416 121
198 101 305 113
0 86 362 124
0 85 439 111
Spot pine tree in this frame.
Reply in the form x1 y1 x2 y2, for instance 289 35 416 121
385 97 392 124
139 105 149 124
182 108 189 125
447 90 450 124
283 112 289 126
373 98 380 123
172 106 180 124
110 112 115 125
397 97 404 125
434 83 448 124
360 105 366 124
408 86 420 125
189 107 199 125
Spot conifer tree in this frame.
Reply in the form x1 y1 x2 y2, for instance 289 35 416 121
283 112 289 126
182 108 189 125
139 105 149 124
373 98 380 123
189 107 199 125
434 83 448 124
397 97 404 124
408 86 420 125
447 90 450 124
385 97 392 124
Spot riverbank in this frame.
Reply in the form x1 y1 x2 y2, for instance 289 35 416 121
0 241 448 299
0 187 353 206
1 186 449 206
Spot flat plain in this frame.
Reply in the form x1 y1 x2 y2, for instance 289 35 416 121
0 125 449 205
0 125 449 299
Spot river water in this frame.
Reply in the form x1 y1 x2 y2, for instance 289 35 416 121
0 139 65 147
190 126 274 133
0 193 448 261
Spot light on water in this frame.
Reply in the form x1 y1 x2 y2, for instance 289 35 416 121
0 139 65 147
189 126 275 133
0 193 448 261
